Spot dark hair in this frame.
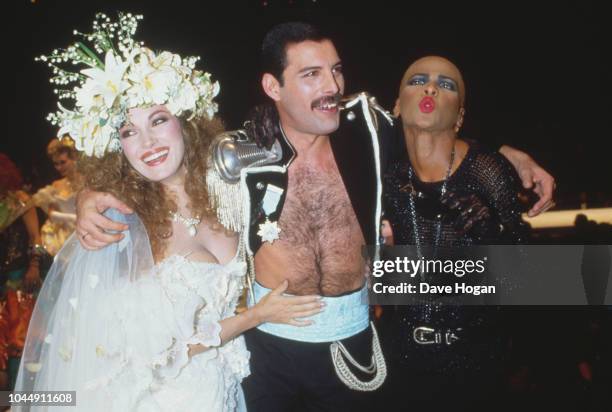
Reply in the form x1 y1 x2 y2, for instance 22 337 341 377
261 21 328 86
245 103 280 150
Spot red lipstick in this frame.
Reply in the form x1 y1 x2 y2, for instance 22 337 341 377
141 146 170 167
419 97 435 113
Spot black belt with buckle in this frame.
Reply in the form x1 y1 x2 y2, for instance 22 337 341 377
412 326 463 346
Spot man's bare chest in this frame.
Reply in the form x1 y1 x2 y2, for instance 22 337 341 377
256 162 366 295
279 163 362 255
279 164 359 241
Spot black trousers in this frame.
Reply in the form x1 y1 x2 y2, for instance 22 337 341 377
372 308 506 412
242 326 376 412
380 342 503 411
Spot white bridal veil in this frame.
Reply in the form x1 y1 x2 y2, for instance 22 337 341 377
13 209 173 411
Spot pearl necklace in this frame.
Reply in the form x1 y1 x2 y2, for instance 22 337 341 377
171 211 201 237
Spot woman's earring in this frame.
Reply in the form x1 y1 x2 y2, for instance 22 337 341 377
454 108 465 133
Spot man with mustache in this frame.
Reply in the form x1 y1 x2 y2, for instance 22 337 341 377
75 22 555 411
237 23 389 411
238 24 553 411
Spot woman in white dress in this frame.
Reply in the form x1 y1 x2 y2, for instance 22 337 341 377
32 137 78 256
14 12 323 411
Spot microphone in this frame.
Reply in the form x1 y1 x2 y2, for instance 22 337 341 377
211 130 283 183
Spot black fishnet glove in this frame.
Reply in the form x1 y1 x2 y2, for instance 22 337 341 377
441 191 502 241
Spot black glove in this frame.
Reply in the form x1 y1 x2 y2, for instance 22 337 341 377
244 103 280 150
441 191 502 241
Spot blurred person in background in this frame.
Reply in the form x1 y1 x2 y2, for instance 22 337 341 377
0 153 43 390
32 136 78 256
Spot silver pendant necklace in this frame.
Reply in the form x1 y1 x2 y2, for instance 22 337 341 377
171 211 201 237
408 143 455 322
408 143 456 262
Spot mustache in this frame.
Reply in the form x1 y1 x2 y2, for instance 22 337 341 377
311 93 342 109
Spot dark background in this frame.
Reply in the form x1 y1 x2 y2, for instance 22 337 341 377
7 0 611 206
4 1 612 406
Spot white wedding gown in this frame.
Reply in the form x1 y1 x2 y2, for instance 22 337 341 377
14 210 249 411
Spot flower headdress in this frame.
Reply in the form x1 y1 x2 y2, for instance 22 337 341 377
37 12 220 157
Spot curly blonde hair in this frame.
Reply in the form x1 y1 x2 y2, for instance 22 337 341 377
77 116 225 260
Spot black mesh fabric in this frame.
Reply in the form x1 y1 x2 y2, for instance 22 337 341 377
384 143 529 247
381 143 529 372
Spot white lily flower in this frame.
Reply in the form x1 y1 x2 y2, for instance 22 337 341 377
92 123 117 157
126 56 156 106
57 114 94 155
39 15 220 158
152 50 179 70
150 69 181 105
75 78 104 109
81 50 130 109
127 50 180 107
166 80 198 116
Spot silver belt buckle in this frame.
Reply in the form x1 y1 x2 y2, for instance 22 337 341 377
413 326 439 344
445 329 461 345
413 326 461 345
